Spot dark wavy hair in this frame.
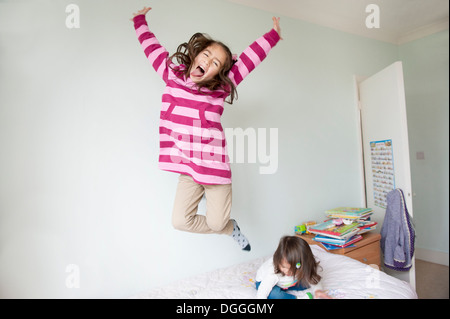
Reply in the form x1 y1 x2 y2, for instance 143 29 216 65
273 236 322 288
170 33 237 104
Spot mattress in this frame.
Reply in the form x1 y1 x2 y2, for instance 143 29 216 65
132 245 417 299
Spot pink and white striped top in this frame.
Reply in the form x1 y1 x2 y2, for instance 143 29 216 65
133 15 280 185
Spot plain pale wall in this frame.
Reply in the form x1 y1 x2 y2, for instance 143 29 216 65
399 30 449 258
0 0 402 298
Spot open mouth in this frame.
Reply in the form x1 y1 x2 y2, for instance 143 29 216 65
191 65 206 78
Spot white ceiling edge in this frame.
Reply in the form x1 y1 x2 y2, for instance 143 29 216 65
362 17 449 45
397 18 449 45
225 0 449 45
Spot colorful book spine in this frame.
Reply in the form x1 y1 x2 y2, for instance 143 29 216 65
326 212 373 219
308 220 359 236
314 234 363 248
313 228 359 239
325 207 372 216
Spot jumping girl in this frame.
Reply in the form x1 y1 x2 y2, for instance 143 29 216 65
131 6 281 251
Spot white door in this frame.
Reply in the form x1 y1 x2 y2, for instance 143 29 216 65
358 61 415 289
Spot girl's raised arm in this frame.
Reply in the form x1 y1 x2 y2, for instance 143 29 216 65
228 17 281 87
132 7 170 83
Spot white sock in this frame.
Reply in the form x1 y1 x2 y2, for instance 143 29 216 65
230 219 251 251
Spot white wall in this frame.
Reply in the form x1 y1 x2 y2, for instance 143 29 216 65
0 0 400 298
399 30 449 264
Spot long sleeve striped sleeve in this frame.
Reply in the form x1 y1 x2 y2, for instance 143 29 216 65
228 29 280 87
133 14 170 83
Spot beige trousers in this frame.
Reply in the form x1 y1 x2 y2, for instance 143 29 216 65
171 174 234 235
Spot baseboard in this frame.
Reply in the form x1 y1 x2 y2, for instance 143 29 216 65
415 248 449 266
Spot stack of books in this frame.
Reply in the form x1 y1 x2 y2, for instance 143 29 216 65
307 207 377 250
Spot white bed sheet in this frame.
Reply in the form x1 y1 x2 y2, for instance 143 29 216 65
132 246 417 299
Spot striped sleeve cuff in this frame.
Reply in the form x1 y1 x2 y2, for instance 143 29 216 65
264 28 281 47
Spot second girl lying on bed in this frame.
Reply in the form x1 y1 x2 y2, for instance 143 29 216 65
255 236 332 299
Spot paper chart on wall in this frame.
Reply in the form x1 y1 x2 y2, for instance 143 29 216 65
370 139 395 209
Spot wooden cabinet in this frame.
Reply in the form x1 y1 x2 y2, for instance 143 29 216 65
297 232 381 268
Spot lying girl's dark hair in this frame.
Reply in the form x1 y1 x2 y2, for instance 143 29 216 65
273 236 322 288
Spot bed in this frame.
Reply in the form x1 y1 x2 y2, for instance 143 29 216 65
132 245 417 299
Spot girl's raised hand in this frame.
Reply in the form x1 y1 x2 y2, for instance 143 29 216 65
272 17 282 40
131 6 152 20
